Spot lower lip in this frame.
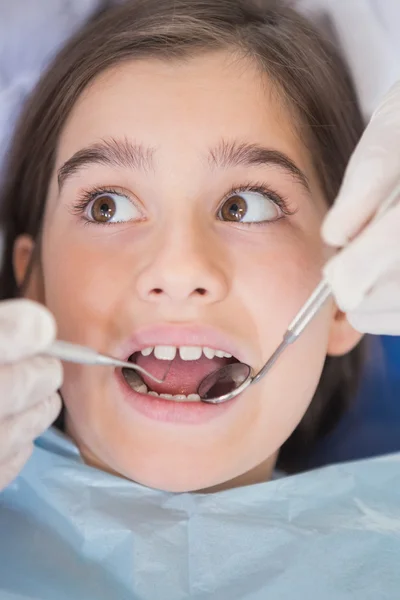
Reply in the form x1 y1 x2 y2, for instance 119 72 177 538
117 371 239 425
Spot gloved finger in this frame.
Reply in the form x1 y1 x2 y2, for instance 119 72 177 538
346 271 400 335
322 80 400 247
0 299 57 363
0 444 33 492
347 310 400 336
356 270 400 312
0 356 63 420
323 204 400 312
0 392 62 463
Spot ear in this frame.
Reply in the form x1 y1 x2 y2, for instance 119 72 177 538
13 235 45 302
327 303 363 357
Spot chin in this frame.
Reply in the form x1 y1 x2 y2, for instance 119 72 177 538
113 454 234 493
134 474 225 494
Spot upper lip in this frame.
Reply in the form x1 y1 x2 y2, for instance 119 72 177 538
113 323 255 365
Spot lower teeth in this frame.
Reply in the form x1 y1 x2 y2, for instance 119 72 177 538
138 387 201 402
147 391 201 402
122 364 201 402
124 377 201 402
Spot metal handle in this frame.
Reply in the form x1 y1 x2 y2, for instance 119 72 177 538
287 280 332 341
46 340 165 384
285 182 400 344
47 340 102 364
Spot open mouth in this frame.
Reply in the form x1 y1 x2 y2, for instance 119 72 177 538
122 345 239 402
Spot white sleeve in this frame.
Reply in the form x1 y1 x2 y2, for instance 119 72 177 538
295 0 400 121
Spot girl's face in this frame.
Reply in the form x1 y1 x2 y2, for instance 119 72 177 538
16 51 360 492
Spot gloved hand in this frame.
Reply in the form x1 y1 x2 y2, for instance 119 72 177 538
322 80 400 335
0 299 62 492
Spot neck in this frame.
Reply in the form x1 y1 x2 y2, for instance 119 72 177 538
197 452 279 493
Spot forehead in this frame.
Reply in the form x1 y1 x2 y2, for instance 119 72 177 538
58 50 310 173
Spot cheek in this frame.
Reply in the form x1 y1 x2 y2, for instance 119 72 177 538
41 231 128 342
224 223 331 459
232 222 326 351
40 228 134 417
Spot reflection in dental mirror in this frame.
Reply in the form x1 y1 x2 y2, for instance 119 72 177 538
197 362 252 400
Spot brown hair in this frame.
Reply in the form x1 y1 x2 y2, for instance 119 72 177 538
0 0 365 473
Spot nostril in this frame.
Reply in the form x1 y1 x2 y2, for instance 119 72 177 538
195 288 207 296
148 287 208 298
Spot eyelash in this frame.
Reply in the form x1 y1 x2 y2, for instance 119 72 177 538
70 182 296 225
70 186 123 224
219 182 295 225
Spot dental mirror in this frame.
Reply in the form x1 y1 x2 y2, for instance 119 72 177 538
197 362 253 402
199 279 332 404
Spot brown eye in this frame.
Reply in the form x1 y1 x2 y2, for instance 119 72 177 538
85 191 141 224
220 195 247 222
90 195 116 223
218 190 282 224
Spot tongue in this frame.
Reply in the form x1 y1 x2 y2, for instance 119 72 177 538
135 353 230 396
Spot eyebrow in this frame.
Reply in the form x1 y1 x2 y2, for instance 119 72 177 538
208 140 310 192
58 137 310 193
57 138 155 190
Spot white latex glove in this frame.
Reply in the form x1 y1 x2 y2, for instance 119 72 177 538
0 300 62 492
322 80 400 335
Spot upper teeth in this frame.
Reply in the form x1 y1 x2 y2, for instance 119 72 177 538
140 346 232 361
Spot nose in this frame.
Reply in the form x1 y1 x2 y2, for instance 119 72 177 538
136 223 229 306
